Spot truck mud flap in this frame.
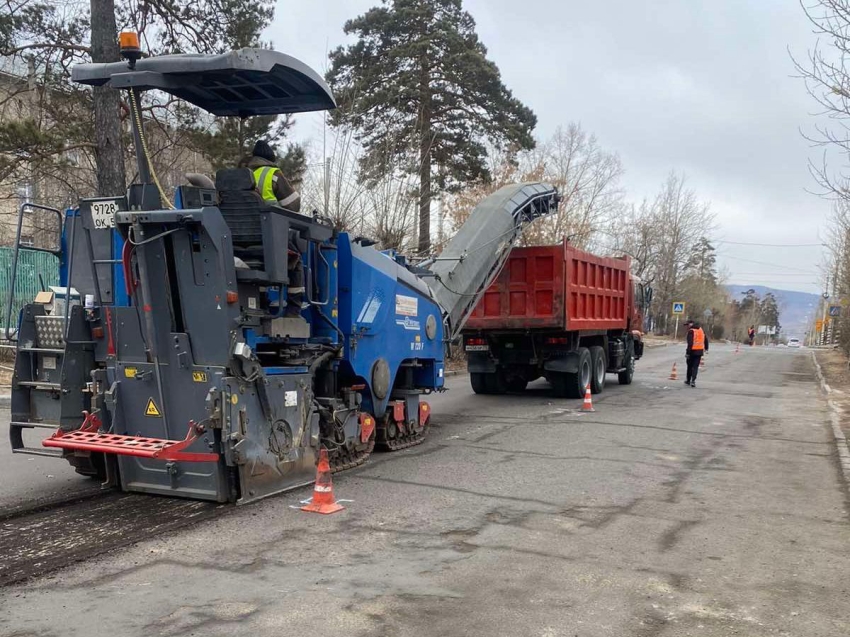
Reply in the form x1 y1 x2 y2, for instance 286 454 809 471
543 353 580 374
467 353 497 374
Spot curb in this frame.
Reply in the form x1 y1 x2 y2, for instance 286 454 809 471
811 352 850 487
443 370 465 377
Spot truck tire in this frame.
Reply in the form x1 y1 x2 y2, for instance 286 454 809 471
554 348 591 398
471 373 490 394
589 345 606 394
485 372 507 395
618 353 635 385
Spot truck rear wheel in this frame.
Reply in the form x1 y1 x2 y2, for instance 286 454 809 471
486 372 507 395
553 348 591 398
471 373 490 394
589 345 606 394
618 353 635 385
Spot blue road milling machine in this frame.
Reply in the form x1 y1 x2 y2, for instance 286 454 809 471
6 41 559 504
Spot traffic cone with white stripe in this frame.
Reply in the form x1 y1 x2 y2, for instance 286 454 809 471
669 362 678 380
301 448 344 514
735 342 740 354
582 384 595 412
699 356 705 369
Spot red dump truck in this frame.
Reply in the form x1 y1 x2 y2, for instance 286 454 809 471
462 240 652 398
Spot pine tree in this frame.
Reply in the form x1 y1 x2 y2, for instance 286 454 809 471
0 0 287 202
183 108 307 184
327 0 537 253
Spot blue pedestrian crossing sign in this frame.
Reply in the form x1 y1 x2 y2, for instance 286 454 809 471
672 302 685 315
829 305 841 317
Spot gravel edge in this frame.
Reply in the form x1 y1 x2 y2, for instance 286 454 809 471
811 351 850 488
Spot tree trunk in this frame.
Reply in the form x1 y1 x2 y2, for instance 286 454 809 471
90 0 126 196
417 51 432 255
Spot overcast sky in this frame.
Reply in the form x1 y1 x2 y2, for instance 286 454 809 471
269 0 829 294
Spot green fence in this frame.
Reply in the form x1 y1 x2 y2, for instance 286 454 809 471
0 247 60 330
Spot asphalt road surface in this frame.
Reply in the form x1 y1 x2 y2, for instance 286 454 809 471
1 343 848 636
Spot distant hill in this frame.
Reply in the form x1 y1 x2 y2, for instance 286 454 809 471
725 285 819 338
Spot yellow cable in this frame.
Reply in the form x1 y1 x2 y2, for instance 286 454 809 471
129 89 174 209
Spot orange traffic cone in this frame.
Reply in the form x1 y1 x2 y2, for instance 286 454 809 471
734 343 740 354
301 448 344 514
669 362 678 380
699 356 705 368
582 384 595 412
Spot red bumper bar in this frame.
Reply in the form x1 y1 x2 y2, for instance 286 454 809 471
43 413 218 462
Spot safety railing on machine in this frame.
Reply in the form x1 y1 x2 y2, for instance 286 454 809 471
4 202 63 342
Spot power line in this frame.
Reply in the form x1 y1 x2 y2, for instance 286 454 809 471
715 240 823 248
727 272 819 277
716 253 818 273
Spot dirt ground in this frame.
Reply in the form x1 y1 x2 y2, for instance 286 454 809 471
0 350 11 387
815 348 850 438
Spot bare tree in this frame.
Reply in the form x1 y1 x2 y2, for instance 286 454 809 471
793 0 850 200
522 124 624 248
301 127 368 232
603 199 664 284
363 170 418 251
301 127 419 250
443 123 623 249
646 172 715 332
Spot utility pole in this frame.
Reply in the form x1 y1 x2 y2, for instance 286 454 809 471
822 274 830 346
832 263 839 345
324 157 330 216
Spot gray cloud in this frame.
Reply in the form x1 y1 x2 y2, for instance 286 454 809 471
271 0 828 292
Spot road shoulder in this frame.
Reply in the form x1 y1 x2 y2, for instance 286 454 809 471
812 349 850 487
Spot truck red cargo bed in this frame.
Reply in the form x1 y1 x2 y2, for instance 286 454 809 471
466 241 631 332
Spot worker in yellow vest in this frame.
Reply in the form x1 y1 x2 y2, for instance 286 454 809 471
243 140 301 211
242 140 305 318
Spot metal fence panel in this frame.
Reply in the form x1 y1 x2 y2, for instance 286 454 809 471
0 247 59 329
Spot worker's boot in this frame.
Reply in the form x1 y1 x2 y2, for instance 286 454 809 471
284 291 304 318
285 252 305 318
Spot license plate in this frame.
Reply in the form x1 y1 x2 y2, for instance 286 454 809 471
90 199 121 229
465 345 489 352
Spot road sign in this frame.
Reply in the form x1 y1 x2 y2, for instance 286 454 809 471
829 305 841 317
672 302 685 315
816 319 824 331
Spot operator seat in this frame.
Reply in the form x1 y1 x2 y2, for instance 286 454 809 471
215 168 266 249
215 168 307 281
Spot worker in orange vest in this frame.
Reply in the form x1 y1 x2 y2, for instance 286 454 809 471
684 320 709 388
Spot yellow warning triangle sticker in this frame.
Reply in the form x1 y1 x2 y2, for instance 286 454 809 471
145 398 162 417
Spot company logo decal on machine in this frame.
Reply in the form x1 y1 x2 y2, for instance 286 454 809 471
357 293 382 325
145 398 162 417
396 316 420 331
395 294 418 317
192 371 208 383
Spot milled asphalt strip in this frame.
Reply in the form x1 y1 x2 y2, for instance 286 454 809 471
811 351 850 486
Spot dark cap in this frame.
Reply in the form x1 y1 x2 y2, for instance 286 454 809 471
252 139 276 162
